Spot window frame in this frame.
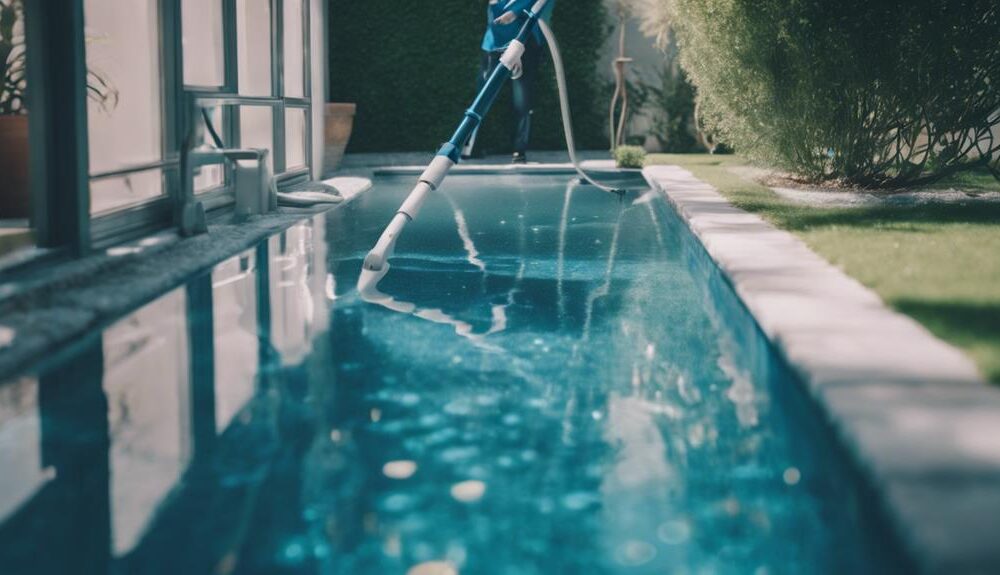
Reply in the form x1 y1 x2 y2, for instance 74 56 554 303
9 0 315 273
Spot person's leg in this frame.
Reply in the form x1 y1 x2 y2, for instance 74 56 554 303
511 39 542 161
462 51 499 159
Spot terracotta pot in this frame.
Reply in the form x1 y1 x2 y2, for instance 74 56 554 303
323 103 356 174
0 115 30 220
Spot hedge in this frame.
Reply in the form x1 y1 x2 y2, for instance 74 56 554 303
328 0 611 153
669 0 1000 187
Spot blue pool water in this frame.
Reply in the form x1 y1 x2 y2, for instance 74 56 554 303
0 174 904 574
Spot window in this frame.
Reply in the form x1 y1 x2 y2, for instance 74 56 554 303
240 105 273 156
84 0 164 215
237 0 272 96
282 0 305 98
181 0 225 87
6 0 319 268
285 107 307 170
193 106 225 193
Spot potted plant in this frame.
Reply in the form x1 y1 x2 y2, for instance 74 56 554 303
0 0 29 220
323 102 356 175
0 0 117 220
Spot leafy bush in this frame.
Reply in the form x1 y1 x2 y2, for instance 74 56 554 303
667 0 1000 187
650 38 702 153
614 145 646 168
329 0 611 153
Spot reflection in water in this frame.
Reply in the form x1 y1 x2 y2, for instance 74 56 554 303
0 179 905 574
103 288 191 556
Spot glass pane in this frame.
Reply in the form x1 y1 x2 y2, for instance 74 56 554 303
283 0 304 98
85 0 164 211
194 106 225 193
237 0 272 96
102 288 190 556
90 170 164 216
240 106 273 155
181 0 224 87
0 0 33 258
211 251 259 432
0 377 48 525
285 107 307 170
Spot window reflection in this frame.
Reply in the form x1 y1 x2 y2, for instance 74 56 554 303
85 0 164 214
211 251 259 432
283 0 305 98
181 0 224 87
269 216 328 365
0 377 50 524
101 288 190 556
237 0 272 96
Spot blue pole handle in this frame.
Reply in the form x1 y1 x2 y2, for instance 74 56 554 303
435 4 546 162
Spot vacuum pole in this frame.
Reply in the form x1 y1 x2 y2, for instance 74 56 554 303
358 0 550 298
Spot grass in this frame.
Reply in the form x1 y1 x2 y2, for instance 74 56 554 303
647 154 1000 385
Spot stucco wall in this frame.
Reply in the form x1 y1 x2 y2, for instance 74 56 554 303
598 2 668 150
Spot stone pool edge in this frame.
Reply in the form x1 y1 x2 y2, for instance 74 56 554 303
643 164 1000 575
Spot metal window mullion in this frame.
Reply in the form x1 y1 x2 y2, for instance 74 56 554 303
91 159 180 181
24 0 91 255
188 94 284 106
273 0 283 98
223 0 238 93
301 0 311 177
272 0 286 174
273 101 286 175
302 0 310 99
161 0 189 235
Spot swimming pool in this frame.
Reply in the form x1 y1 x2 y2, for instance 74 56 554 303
0 174 904 574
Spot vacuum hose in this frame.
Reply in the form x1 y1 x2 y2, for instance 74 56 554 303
538 18 621 195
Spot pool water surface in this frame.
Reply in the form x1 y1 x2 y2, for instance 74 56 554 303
0 174 904 574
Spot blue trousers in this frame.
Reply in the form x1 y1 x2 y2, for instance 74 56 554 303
463 39 543 156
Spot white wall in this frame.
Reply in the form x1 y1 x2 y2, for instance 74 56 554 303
599 2 668 149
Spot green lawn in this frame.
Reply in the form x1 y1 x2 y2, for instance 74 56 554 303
647 154 1000 385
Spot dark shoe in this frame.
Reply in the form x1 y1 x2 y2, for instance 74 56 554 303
512 152 528 164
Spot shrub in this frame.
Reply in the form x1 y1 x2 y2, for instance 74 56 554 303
614 145 646 168
650 38 703 153
329 0 610 153
667 0 1000 187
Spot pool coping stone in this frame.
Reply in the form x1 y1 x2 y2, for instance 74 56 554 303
643 164 1000 575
